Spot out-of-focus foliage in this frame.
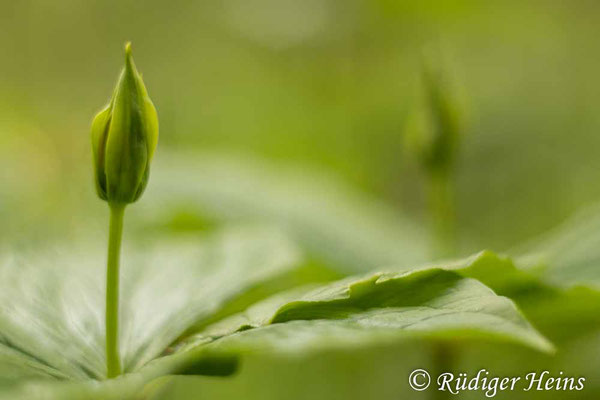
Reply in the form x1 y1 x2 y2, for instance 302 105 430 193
404 48 464 177
3 0 600 251
515 203 600 289
140 151 430 272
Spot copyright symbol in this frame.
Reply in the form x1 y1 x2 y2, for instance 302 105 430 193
409 369 431 391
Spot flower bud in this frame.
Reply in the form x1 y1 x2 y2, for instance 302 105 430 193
91 42 158 204
405 49 463 176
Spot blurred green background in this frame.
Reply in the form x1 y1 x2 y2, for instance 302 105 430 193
3 0 600 253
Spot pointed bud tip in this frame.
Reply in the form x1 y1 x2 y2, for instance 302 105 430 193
124 42 135 73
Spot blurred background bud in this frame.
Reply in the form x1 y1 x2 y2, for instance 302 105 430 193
404 46 465 177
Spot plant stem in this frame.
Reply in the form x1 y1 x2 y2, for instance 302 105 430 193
427 169 455 259
106 203 125 378
427 168 456 400
431 341 455 400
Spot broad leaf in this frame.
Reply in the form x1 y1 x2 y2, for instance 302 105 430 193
0 250 554 400
515 203 600 289
140 152 431 273
147 252 553 379
413 251 600 345
0 225 302 381
489 205 600 345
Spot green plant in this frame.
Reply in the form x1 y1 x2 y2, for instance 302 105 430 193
405 49 463 257
3 150 600 400
91 42 159 378
1 42 600 400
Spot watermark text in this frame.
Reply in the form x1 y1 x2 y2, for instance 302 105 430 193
408 369 585 397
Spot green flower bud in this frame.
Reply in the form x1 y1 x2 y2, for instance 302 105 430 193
91 42 158 204
405 49 463 176
420 57 461 174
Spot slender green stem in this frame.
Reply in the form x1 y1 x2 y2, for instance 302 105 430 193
106 203 125 378
431 341 456 400
427 169 455 259
427 169 457 399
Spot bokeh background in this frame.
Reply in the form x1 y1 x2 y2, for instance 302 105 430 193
2 1 600 399
3 0 600 251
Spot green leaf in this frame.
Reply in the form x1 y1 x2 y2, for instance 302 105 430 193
140 152 431 273
147 252 553 379
0 225 302 382
497 206 600 343
413 250 600 345
514 203 600 289
0 248 558 400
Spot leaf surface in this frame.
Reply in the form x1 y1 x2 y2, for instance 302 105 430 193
515 203 600 289
148 252 553 380
141 152 430 273
0 242 563 400
0 226 302 381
